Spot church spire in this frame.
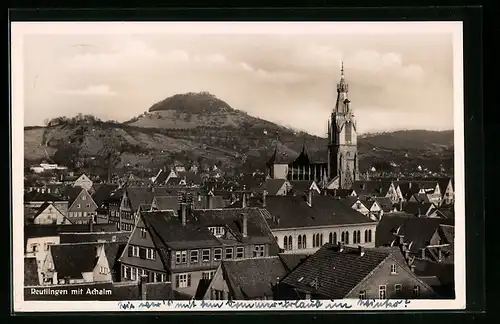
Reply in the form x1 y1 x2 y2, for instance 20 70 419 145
335 62 349 113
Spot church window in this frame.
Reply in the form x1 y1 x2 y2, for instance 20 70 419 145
302 235 307 249
345 122 352 144
283 236 288 250
288 235 293 250
298 235 302 249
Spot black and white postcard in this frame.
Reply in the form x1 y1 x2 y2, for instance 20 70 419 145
11 21 465 312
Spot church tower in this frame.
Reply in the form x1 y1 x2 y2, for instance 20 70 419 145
327 63 359 189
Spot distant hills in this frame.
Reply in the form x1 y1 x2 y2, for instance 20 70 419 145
24 92 454 177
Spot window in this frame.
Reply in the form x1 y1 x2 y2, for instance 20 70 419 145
225 247 233 259
190 250 199 263
86 204 90 208
99 266 108 275
302 235 307 249
379 285 386 299
175 273 192 288
413 285 420 297
123 265 131 279
345 122 352 143
214 248 222 261
146 249 156 260
202 271 215 280
341 232 345 243
395 284 402 294
283 236 288 250
332 232 337 244
202 249 210 262
236 247 244 258
359 290 366 300
353 231 357 244
328 232 333 244
345 231 350 244
368 230 372 242
390 264 397 274
364 230 368 243
131 246 140 257
288 235 292 250
82 195 86 200
44 242 54 251
76 204 81 208
131 267 137 281
176 251 187 264
298 235 302 249
253 245 265 257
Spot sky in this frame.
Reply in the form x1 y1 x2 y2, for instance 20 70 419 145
18 22 459 136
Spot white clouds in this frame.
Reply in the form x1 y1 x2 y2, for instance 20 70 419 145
237 61 307 83
292 44 343 69
57 84 117 97
164 50 190 62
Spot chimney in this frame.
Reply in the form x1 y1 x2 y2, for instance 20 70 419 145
181 203 187 226
307 190 312 206
358 245 365 257
410 264 416 273
404 249 410 261
399 198 403 211
242 193 247 208
242 213 248 237
398 235 404 245
437 247 442 262
262 190 267 207
338 241 344 252
139 274 148 300
420 248 426 260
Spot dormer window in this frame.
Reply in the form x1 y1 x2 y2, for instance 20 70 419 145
208 226 225 238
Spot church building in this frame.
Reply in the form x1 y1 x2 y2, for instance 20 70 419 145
266 63 359 190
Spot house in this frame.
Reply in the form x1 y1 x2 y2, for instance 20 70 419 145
62 187 98 224
396 181 442 206
73 174 93 191
260 179 291 196
41 241 123 285
261 192 378 254
345 197 381 220
117 187 156 231
118 206 279 297
59 231 131 244
161 171 202 187
107 188 125 226
150 196 180 212
375 213 453 259
437 178 454 206
152 169 178 185
372 197 397 214
352 181 402 204
204 256 289 300
402 202 436 217
277 243 437 299
25 202 72 225
288 180 321 196
24 191 69 218
409 193 431 204
326 188 357 198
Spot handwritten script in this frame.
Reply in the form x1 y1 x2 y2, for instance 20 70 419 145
117 299 411 311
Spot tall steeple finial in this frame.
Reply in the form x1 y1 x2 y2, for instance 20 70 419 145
341 61 344 74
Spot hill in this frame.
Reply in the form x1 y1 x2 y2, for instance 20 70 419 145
24 92 454 177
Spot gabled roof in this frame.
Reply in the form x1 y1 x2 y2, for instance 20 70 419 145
141 211 219 250
280 244 394 298
223 256 289 299
410 193 431 203
267 142 295 165
289 180 317 194
62 186 86 206
125 187 156 213
51 243 101 278
403 202 435 216
165 177 182 186
263 195 377 229
152 196 180 211
260 179 288 195
92 184 119 206
59 231 130 244
375 214 453 253
352 180 393 197
371 197 395 212
153 170 169 185
439 224 454 245
278 253 311 273
24 257 39 286
291 144 311 166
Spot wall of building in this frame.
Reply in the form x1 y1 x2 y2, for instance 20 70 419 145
26 236 60 279
34 205 68 225
346 257 436 299
92 247 113 282
74 175 93 191
273 164 288 180
272 223 377 254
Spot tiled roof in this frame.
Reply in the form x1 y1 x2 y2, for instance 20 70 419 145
177 171 202 185
223 256 288 299
267 142 296 165
280 244 392 298
153 170 169 185
193 195 227 209
278 253 311 272
372 197 395 212
289 180 316 194
24 205 41 223
92 184 119 206
61 187 85 206
439 224 454 245
263 195 377 229
403 202 434 216
152 196 180 211
413 258 454 286
51 243 100 279
418 276 442 288
24 191 64 202
375 214 453 253
195 278 212 299
125 187 156 213
24 257 39 286
24 224 119 248
260 179 287 195
410 193 431 203
352 181 392 197
142 211 220 250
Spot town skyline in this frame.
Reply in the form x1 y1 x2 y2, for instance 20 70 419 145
20 22 457 136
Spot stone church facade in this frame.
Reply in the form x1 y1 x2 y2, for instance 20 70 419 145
266 63 359 190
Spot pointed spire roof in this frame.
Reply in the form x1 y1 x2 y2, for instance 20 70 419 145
292 140 311 165
267 132 294 165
